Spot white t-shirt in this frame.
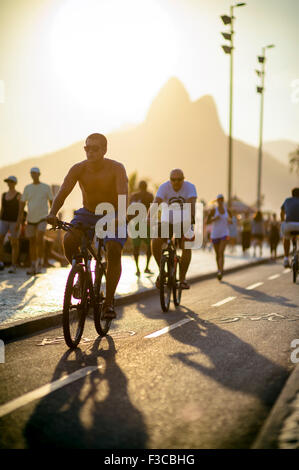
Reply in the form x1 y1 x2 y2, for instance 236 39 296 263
21 183 53 223
156 181 197 223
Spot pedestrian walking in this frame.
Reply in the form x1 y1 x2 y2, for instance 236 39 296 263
207 194 232 281
241 211 252 255
129 181 154 276
268 213 280 260
16 167 53 275
0 176 21 273
228 210 238 253
251 211 265 257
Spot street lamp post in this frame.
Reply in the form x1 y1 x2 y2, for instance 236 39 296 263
221 3 246 208
256 44 275 210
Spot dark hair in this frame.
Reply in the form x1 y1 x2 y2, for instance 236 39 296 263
139 180 147 191
86 133 107 149
254 211 263 222
292 187 299 197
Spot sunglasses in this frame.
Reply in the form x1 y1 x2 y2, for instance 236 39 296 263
84 145 100 152
171 177 184 182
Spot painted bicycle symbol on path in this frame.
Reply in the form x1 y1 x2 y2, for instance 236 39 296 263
214 313 299 324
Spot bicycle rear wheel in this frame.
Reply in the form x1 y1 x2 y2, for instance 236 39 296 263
93 262 111 336
63 264 88 349
160 254 172 312
173 255 182 306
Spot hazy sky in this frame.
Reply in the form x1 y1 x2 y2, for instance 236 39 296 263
0 0 298 167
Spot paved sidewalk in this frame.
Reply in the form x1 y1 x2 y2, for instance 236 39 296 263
0 243 283 326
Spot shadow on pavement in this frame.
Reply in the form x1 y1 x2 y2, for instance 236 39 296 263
24 336 147 448
0 274 38 322
221 280 297 310
168 305 288 408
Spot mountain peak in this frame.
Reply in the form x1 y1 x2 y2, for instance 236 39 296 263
192 94 223 132
145 77 190 123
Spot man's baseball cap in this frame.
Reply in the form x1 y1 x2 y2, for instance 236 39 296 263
4 176 17 183
216 194 224 200
30 167 40 174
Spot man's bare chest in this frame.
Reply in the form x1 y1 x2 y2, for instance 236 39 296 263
79 169 115 194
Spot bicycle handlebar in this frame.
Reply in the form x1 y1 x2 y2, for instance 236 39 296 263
50 220 95 234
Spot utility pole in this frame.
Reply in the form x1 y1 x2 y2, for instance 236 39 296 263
256 44 275 210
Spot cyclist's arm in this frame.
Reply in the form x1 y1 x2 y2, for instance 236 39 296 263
147 196 163 222
280 207 285 222
47 165 79 222
186 197 197 224
115 163 129 223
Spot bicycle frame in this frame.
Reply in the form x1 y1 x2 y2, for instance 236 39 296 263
52 220 109 347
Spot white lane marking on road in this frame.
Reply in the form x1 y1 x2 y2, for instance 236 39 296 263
268 274 281 280
245 282 264 290
0 366 101 419
283 268 291 274
211 296 236 307
145 318 193 339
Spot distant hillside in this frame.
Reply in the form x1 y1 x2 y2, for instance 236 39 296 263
1 77 298 217
263 140 298 166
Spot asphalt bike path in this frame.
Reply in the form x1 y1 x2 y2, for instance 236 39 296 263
0 262 298 448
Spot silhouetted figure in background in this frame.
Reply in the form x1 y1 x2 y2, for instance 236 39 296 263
0 175 21 273
228 210 238 253
17 167 53 275
129 181 154 276
241 211 252 255
207 194 232 281
268 213 280 260
251 211 265 257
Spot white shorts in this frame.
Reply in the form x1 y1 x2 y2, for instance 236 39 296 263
25 220 47 238
0 220 18 238
281 221 299 239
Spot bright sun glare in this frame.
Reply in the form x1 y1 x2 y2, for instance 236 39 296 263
49 0 178 118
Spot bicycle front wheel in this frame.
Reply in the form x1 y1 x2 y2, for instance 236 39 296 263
292 254 298 284
93 263 111 336
63 264 88 349
160 255 172 312
173 256 182 306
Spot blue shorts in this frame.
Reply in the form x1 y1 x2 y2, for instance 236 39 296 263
211 235 229 245
70 207 128 248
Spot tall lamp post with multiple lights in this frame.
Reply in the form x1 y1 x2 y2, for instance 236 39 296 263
256 44 275 210
220 2 246 208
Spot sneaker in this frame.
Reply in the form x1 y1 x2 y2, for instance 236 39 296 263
180 280 190 289
35 262 42 274
144 268 153 274
27 265 36 275
283 257 290 268
135 269 141 277
0 261 4 271
102 305 117 320
8 265 17 274
217 271 223 281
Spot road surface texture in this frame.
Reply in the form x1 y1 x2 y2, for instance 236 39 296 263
0 261 298 449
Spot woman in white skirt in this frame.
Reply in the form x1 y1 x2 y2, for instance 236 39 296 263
207 194 232 280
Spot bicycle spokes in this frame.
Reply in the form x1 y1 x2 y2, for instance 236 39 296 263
160 255 172 312
63 265 88 348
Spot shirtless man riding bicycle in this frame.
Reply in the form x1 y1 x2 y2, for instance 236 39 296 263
46 133 128 319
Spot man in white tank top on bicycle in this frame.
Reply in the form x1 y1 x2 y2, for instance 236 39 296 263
207 194 232 280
